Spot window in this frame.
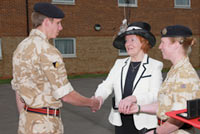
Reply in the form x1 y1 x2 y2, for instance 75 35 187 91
119 49 128 56
118 0 137 7
174 0 190 8
54 38 76 58
52 0 75 5
0 39 2 60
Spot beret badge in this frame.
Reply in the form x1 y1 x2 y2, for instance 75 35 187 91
162 28 167 36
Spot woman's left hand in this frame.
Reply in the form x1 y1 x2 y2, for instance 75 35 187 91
145 130 154 134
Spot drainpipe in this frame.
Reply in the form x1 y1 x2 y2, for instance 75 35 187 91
125 0 131 24
25 0 30 36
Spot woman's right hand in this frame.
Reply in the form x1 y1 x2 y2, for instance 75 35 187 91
118 95 137 114
96 96 103 110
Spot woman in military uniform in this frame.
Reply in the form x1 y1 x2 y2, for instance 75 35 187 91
152 25 200 134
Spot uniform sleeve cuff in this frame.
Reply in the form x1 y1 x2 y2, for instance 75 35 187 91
53 82 74 100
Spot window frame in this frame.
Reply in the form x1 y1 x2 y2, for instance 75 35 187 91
174 0 191 9
118 0 138 7
53 38 76 58
0 39 2 60
52 0 75 5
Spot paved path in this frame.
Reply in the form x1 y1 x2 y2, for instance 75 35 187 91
0 70 200 134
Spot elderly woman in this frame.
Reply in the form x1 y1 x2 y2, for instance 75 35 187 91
95 22 163 134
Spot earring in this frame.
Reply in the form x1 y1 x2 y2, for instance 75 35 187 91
179 40 184 44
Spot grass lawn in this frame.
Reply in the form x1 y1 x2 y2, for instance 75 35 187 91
0 79 12 84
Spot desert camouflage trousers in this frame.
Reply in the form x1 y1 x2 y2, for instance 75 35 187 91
18 109 63 134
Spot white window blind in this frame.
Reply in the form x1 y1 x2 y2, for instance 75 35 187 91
175 0 190 8
118 0 137 7
54 38 76 58
52 0 75 5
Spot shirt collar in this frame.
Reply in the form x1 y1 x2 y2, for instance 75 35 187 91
172 56 189 70
29 29 48 41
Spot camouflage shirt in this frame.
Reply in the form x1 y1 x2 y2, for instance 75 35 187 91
157 56 200 120
11 29 74 108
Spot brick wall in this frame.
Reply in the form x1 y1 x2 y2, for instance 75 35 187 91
63 36 117 75
0 0 199 78
0 37 25 78
0 0 27 36
0 35 199 78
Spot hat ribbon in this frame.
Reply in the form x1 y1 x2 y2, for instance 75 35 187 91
127 26 142 31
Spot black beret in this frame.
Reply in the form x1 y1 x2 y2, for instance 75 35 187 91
161 25 192 37
34 2 65 18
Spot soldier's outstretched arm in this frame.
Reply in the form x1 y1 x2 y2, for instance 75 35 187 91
61 90 100 110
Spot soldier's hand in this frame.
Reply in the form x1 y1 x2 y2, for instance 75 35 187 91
90 96 101 112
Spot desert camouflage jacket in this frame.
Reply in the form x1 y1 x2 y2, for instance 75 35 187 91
11 29 74 108
157 56 200 120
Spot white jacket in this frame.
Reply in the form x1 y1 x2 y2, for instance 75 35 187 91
95 54 163 130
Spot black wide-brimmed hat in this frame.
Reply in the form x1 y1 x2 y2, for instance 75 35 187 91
113 22 156 50
161 25 192 37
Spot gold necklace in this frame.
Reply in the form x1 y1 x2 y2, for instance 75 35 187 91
130 63 140 72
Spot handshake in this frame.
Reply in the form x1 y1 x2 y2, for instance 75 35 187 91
90 96 103 112
89 95 139 114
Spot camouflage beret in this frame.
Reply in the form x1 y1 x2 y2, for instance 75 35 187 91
34 2 65 18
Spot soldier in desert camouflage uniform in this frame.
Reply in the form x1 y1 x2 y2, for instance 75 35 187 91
11 2 99 134
150 25 200 134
